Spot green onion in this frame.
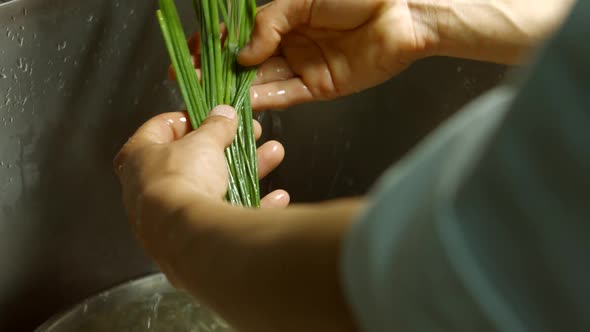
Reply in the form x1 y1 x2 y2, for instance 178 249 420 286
157 0 260 207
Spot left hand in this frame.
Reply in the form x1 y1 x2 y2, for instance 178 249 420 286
114 106 362 332
113 106 289 275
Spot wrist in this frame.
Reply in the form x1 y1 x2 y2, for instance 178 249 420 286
405 0 448 60
408 0 576 64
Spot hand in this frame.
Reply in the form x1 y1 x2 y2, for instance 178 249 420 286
182 0 433 110
179 0 576 111
114 107 364 332
114 106 289 278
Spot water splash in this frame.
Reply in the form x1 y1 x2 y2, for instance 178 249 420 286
56 40 67 51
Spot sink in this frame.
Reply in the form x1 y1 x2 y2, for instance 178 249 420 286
0 0 506 330
35 274 233 332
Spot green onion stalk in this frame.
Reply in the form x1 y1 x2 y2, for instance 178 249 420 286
157 0 260 207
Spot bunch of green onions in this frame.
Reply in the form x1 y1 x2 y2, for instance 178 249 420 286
157 0 260 207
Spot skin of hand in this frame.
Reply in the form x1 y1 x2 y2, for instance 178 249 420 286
115 106 365 332
181 0 427 110
114 106 288 285
179 0 575 111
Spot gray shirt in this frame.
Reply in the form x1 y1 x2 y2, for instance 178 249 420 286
342 0 590 331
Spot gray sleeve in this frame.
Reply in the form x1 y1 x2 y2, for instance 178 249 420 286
342 1 590 331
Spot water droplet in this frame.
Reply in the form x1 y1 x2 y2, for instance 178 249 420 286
0 73 6 79
56 41 67 51
87 15 94 23
18 37 24 47
23 8 28 16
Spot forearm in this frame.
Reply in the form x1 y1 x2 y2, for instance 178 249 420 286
139 183 365 332
410 0 576 64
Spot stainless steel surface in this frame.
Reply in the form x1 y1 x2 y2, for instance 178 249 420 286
36 273 234 332
0 0 192 329
0 0 506 330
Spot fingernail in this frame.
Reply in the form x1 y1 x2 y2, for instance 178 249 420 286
210 105 236 119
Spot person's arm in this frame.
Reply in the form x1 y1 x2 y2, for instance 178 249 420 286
115 108 365 332
410 0 577 64
152 193 365 332
343 1 590 331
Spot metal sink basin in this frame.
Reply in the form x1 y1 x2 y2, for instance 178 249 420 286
0 0 506 330
35 274 233 332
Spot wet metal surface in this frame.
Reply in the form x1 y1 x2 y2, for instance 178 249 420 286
0 0 506 330
36 274 234 332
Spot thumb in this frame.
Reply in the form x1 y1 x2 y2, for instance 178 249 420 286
238 0 312 66
186 105 238 150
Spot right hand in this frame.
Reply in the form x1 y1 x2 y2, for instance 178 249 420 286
183 0 435 110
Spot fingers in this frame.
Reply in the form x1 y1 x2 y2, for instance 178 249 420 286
251 77 314 110
114 112 191 174
253 119 262 140
183 105 238 150
257 140 284 179
238 0 314 66
260 190 290 209
252 57 295 85
169 24 227 80
169 53 198 81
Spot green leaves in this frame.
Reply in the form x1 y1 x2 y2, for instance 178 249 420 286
157 0 260 207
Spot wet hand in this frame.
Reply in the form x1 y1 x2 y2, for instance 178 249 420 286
114 106 289 261
178 0 433 111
